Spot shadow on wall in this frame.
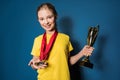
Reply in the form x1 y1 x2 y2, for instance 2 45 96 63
59 16 73 35
59 16 84 80
94 35 109 70
59 17 109 80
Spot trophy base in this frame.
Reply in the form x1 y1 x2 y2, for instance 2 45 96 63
80 61 93 69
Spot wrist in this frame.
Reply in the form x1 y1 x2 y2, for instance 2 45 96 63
79 50 85 57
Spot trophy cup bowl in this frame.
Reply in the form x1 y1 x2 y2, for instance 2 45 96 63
80 25 99 69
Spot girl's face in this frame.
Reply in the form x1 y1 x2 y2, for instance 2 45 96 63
38 8 56 33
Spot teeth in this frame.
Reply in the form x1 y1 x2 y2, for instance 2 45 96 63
45 25 51 28
45 26 50 28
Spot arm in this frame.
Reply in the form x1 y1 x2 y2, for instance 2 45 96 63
69 45 94 65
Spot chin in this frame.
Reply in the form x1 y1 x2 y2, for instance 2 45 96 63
46 28 55 31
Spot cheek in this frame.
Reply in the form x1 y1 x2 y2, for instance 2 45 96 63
39 21 44 25
50 18 55 24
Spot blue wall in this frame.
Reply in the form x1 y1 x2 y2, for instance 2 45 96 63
0 0 120 80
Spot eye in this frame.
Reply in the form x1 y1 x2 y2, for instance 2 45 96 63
48 15 54 19
39 18 44 21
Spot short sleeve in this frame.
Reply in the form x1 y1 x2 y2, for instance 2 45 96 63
68 41 73 52
31 38 40 57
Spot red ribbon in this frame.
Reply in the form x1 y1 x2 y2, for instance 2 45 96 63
40 31 58 61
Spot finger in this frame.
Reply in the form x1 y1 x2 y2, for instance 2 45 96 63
28 61 33 66
40 65 47 69
39 66 46 69
42 64 48 67
89 54 92 56
32 64 39 69
89 47 94 50
85 54 89 57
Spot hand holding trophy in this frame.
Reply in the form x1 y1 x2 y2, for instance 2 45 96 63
80 25 99 69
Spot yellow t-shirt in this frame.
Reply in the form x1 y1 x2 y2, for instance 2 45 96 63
31 33 73 80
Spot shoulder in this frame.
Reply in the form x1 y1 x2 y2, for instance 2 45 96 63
34 34 43 42
58 33 69 38
58 33 70 40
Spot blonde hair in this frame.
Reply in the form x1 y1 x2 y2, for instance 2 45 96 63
37 3 57 19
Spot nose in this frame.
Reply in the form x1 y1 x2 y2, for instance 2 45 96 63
44 19 49 24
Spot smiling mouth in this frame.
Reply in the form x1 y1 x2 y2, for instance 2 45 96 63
45 24 51 28
44 26 51 30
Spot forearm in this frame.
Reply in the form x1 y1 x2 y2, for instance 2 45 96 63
69 51 84 65
69 45 94 65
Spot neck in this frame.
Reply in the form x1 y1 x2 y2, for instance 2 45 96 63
46 29 57 35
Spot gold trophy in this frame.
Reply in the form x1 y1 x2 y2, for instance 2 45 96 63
80 25 99 69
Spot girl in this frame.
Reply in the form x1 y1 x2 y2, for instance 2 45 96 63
28 3 94 80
